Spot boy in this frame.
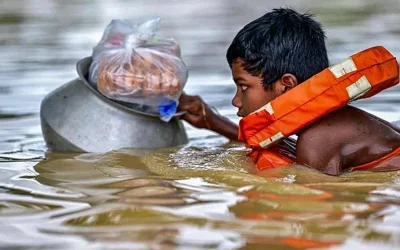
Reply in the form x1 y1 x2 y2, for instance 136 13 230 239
178 8 400 175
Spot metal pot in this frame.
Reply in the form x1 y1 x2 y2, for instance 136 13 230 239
40 57 188 152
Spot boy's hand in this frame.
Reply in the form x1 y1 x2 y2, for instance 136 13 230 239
177 93 239 141
177 93 214 129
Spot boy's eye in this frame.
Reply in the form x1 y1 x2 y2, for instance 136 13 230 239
240 84 248 91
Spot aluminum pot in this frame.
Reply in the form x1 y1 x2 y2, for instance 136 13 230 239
40 57 188 152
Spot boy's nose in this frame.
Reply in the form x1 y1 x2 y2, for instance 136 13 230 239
232 93 242 109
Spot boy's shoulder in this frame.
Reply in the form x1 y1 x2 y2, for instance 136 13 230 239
298 106 399 142
295 107 352 175
298 106 365 139
296 106 400 175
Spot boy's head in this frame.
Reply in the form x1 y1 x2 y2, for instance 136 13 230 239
227 8 329 117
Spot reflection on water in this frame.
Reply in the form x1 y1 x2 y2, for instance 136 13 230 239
1 0 400 249
2 148 400 249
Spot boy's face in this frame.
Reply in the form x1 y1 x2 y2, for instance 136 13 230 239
231 60 279 117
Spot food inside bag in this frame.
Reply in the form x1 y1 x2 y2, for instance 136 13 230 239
89 18 188 122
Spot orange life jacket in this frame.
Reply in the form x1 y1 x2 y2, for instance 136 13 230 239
239 46 400 171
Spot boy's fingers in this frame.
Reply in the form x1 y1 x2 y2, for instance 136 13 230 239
178 102 202 114
182 112 201 124
173 111 187 119
179 94 202 104
177 103 193 113
178 94 189 103
179 93 196 103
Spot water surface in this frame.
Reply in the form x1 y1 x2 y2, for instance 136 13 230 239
1 0 400 249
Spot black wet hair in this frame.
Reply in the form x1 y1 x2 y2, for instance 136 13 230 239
226 8 329 88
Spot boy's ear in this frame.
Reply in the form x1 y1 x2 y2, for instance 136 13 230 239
281 73 298 92
274 73 298 94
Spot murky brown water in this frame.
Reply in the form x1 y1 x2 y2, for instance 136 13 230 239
1 0 400 249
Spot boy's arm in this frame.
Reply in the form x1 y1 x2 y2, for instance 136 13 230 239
367 112 400 133
177 94 239 141
353 106 400 133
208 112 239 141
296 134 342 176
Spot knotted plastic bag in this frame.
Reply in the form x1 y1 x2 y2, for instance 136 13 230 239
89 18 188 122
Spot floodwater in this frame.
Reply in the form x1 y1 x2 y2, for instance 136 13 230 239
1 0 400 249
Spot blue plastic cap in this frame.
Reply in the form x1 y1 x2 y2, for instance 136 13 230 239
158 100 178 122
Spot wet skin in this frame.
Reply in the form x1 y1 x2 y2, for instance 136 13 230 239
296 106 400 175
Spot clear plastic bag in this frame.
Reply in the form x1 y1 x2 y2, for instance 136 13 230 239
89 18 188 121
